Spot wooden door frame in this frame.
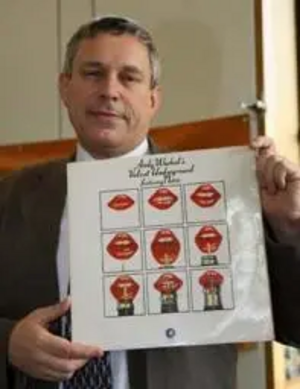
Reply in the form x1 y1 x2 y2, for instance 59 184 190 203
254 1 276 389
0 114 250 174
254 0 265 137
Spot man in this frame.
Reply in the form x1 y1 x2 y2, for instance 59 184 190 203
0 16 300 389
253 137 300 347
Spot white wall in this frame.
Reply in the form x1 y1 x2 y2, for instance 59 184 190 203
94 0 256 126
262 0 299 162
237 344 267 389
59 1 93 139
0 1 59 144
0 0 257 143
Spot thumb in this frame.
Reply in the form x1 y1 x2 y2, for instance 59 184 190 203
33 297 71 326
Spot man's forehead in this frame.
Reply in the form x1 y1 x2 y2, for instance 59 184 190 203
76 34 148 58
81 60 144 72
74 34 150 71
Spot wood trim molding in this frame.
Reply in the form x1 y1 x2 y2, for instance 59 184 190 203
0 114 250 173
254 0 264 100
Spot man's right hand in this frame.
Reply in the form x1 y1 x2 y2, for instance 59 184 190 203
8 298 103 382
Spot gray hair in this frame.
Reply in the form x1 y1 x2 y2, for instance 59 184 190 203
63 16 160 89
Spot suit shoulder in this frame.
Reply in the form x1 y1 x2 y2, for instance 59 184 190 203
0 159 67 199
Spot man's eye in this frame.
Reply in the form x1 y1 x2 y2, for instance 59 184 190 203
122 74 140 83
84 70 102 78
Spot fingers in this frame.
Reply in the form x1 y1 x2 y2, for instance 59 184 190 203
251 136 276 157
69 342 103 359
258 155 287 194
39 330 72 359
8 299 103 382
34 338 102 381
43 331 102 360
32 298 71 326
24 352 87 381
257 154 300 194
35 352 88 381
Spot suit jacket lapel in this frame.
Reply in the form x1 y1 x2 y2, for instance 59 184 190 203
21 146 158 387
21 160 68 306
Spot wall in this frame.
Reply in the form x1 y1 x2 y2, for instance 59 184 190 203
237 344 267 389
262 0 299 162
262 1 299 387
0 1 59 144
0 0 256 144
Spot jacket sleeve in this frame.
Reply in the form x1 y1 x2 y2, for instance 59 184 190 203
0 174 18 388
0 319 17 388
265 219 300 346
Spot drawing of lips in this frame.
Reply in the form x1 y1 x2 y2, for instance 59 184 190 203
110 275 140 301
199 270 224 289
107 232 138 260
151 229 181 265
195 225 223 253
190 184 221 207
148 188 178 210
107 194 134 211
154 273 183 294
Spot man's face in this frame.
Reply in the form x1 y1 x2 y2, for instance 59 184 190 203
60 33 160 158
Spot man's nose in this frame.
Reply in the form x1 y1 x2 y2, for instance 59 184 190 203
99 75 120 101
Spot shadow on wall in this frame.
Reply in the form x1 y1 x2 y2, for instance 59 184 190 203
152 18 222 126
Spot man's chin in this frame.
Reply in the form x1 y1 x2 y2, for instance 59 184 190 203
88 132 126 157
94 129 122 145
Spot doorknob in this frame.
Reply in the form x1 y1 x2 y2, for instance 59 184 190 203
240 100 266 112
240 100 266 140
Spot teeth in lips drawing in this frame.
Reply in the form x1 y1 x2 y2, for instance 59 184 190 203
148 188 178 210
199 270 224 289
190 184 221 208
151 229 180 265
107 194 134 211
195 225 222 253
110 275 140 301
107 232 138 260
154 273 183 293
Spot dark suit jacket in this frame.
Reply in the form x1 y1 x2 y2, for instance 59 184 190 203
265 224 300 346
0 154 299 388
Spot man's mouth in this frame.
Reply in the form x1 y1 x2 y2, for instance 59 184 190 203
89 110 121 118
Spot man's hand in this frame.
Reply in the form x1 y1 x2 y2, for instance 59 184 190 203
8 298 103 382
251 136 300 241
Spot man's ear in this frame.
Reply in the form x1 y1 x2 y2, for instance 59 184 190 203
150 85 162 115
58 73 71 106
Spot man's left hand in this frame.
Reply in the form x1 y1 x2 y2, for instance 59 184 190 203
252 136 300 241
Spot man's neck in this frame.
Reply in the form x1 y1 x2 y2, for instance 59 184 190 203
76 138 149 162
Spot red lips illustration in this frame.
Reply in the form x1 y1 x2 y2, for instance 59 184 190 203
154 273 183 294
151 229 181 266
148 188 178 210
110 275 140 301
107 232 138 260
190 184 221 207
108 194 134 211
195 225 223 253
199 270 224 289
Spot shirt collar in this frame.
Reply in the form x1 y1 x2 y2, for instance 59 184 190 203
76 138 149 162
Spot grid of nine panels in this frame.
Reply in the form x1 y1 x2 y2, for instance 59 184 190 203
99 181 235 318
